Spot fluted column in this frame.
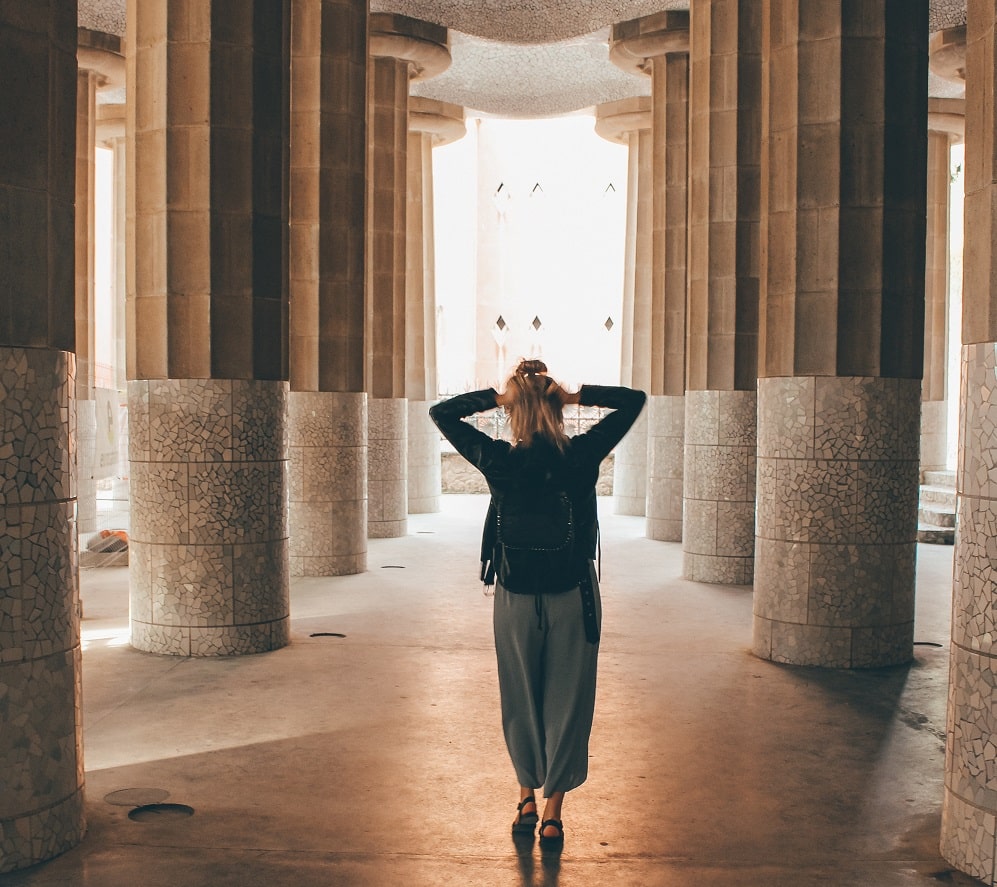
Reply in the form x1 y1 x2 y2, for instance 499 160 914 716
126 0 291 655
612 12 690 543
367 13 449 538
921 96 964 474
288 0 369 576
940 8 997 882
98 103 130 505
77 31 126 536
753 1 926 668
597 98 652 517
75 65 99 534
682 0 761 585
406 98 464 514
0 5 84 872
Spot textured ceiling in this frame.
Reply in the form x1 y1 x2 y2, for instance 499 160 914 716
81 1 967 117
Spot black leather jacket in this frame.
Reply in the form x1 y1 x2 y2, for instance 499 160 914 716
429 385 647 590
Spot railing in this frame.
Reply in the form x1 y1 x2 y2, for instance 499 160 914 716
434 397 609 447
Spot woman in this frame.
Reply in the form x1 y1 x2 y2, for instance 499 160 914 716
429 359 646 850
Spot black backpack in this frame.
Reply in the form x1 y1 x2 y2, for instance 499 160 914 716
494 483 578 594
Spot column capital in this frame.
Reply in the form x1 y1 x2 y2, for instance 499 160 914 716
369 13 450 82
595 96 652 144
928 96 965 142
77 27 124 92
609 11 689 76
409 97 465 145
929 26 966 84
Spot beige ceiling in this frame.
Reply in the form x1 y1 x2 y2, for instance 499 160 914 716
80 1 967 117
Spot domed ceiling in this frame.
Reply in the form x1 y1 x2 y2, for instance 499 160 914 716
80 0 967 117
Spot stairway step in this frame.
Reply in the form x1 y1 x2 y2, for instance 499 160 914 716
922 469 955 487
920 485 956 508
918 524 955 545
918 506 956 528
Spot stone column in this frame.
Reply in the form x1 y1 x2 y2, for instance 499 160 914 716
126 0 291 655
288 0 369 577
920 123 954 474
940 10 997 883
77 32 126 535
367 14 449 538
921 95 964 473
98 103 131 504
0 5 84 873
611 12 690 542
597 98 653 517
682 0 761 585
406 98 464 514
753 1 926 668
75 65 99 534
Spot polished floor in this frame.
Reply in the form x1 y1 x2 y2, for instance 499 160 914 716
0 495 982 887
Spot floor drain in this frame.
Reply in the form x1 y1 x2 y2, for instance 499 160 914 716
382 565 405 569
128 803 195 822
310 632 346 638
104 788 170 807
914 641 944 648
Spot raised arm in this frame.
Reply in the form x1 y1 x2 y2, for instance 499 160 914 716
569 385 647 463
429 389 511 474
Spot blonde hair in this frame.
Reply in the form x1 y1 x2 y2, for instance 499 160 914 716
504 359 568 452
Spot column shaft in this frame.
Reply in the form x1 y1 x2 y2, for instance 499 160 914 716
649 38 689 541
406 129 440 515
368 53 410 537
0 4 84 872
611 15 690 541
753 0 926 668
682 0 761 584
920 127 953 473
941 3 997 881
76 69 99 534
366 15 449 538
126 0 291 653
597 99 652 517
406 99 463 514
614 128 653 516
651 52 688 399
288 0 369 576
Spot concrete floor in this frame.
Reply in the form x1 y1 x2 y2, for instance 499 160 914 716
0 495 983 887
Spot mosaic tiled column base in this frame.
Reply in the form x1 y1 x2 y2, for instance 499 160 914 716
753 376 920 668
407 400 441 514
128 379 290 656
368 397 408 538
920 398 948 475
941 343 997 883
288 391 367 577
682 390 756 585
646 395 684 542
613 409 648 516
0 347 86 873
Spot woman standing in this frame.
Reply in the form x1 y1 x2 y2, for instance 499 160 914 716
430 359 646 850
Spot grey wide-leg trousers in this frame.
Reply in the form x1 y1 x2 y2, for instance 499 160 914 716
493 581 602 796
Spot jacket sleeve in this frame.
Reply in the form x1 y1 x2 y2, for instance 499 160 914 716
428 389 511 476
572 385 647 463
429 390 507 586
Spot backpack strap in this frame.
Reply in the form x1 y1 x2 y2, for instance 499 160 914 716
578 561 600 644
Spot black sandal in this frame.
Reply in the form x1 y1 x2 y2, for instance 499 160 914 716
539 818 564 850
512 797 539 834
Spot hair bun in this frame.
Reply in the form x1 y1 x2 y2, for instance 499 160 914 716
516 359 548 377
